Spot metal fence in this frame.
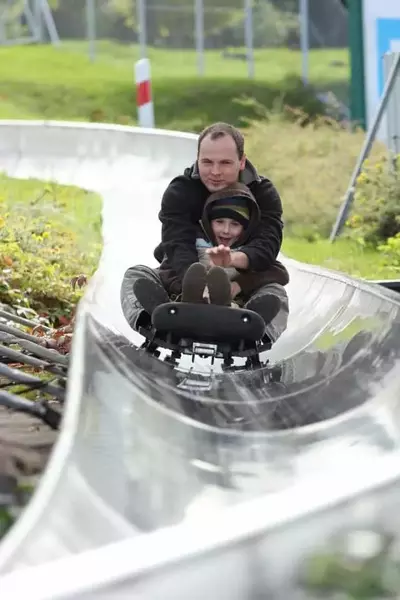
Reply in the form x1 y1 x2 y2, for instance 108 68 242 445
1 0 349 87
1 2 348 50
0 0 60 45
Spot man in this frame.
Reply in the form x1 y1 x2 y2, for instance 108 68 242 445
121 121 290 344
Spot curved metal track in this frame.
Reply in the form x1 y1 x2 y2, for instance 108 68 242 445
0 120 399 598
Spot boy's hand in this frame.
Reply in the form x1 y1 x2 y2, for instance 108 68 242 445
206 245 232 267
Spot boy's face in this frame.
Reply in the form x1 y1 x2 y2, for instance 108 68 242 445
211 217 244 247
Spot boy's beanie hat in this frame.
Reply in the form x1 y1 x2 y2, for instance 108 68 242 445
208 183 254 229
210 197 250 228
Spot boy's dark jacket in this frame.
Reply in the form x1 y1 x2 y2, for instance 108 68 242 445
154 158 289 297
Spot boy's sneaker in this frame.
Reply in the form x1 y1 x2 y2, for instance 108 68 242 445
133 277 169 317
182 263 207 303
246 294 281 326
207 266 232 306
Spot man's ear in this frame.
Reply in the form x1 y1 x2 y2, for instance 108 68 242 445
239 154 246 170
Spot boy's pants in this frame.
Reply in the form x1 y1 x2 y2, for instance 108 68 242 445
120 264 289 344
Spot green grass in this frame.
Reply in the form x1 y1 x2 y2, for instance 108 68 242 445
0 41 349 130
0 173 102 241
282 238 399 281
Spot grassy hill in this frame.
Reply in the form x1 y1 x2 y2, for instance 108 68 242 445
0 41 349 130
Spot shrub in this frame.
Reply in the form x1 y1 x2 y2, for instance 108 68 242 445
242 112 386 238
346 155 400 247
378 233 400 272
0 176 102 325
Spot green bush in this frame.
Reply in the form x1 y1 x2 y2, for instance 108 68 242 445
378 233 400 272
346 156 400 247
0 176 102 325
242 114 386 239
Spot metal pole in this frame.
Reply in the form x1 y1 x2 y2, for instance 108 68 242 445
135 58 155 127
23 0 41 42
86 0 96 62
137 0 147 59
0 6 6 45
330 52 400 241
195 0 204 76
34 0 43 42
244 0 254 78
299 0 309 84
384 52 400 172
40 0 60 45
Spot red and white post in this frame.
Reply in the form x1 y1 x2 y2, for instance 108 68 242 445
134 58 155 128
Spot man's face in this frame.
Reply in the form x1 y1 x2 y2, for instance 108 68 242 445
197 134 246 192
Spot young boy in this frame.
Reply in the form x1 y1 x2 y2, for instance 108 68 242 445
194 183 253 306
181 182 289 322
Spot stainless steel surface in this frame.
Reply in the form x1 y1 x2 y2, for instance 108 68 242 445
0 120 399 597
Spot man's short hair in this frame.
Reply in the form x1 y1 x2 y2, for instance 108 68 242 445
197 122 245 159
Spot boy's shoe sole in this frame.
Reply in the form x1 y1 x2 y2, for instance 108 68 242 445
246 294 281 326
182 263 207 303
133 277 169 317
207 266 232 306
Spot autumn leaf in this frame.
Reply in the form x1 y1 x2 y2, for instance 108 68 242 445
3 256 13 266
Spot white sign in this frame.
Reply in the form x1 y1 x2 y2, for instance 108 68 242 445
362 0 400 130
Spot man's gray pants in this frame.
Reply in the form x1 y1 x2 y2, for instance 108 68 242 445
121 265 289 344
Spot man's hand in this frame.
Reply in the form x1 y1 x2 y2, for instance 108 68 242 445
231 281 241 299
230 251 249 270
206 245 232 268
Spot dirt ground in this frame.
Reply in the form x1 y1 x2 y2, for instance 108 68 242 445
0 405 61 479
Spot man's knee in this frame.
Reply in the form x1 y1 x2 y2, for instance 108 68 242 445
248 282 288 304
122 264 161 284
120 264 163 330
247 282 289 343
267 285 289 342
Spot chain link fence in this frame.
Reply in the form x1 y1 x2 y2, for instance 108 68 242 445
43 0 347 50
0 0 35 44
1 1 348 54
1 0 349 105
0 1 347 52
0 0 60 46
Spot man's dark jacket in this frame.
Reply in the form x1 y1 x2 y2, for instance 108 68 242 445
154 159 289 297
